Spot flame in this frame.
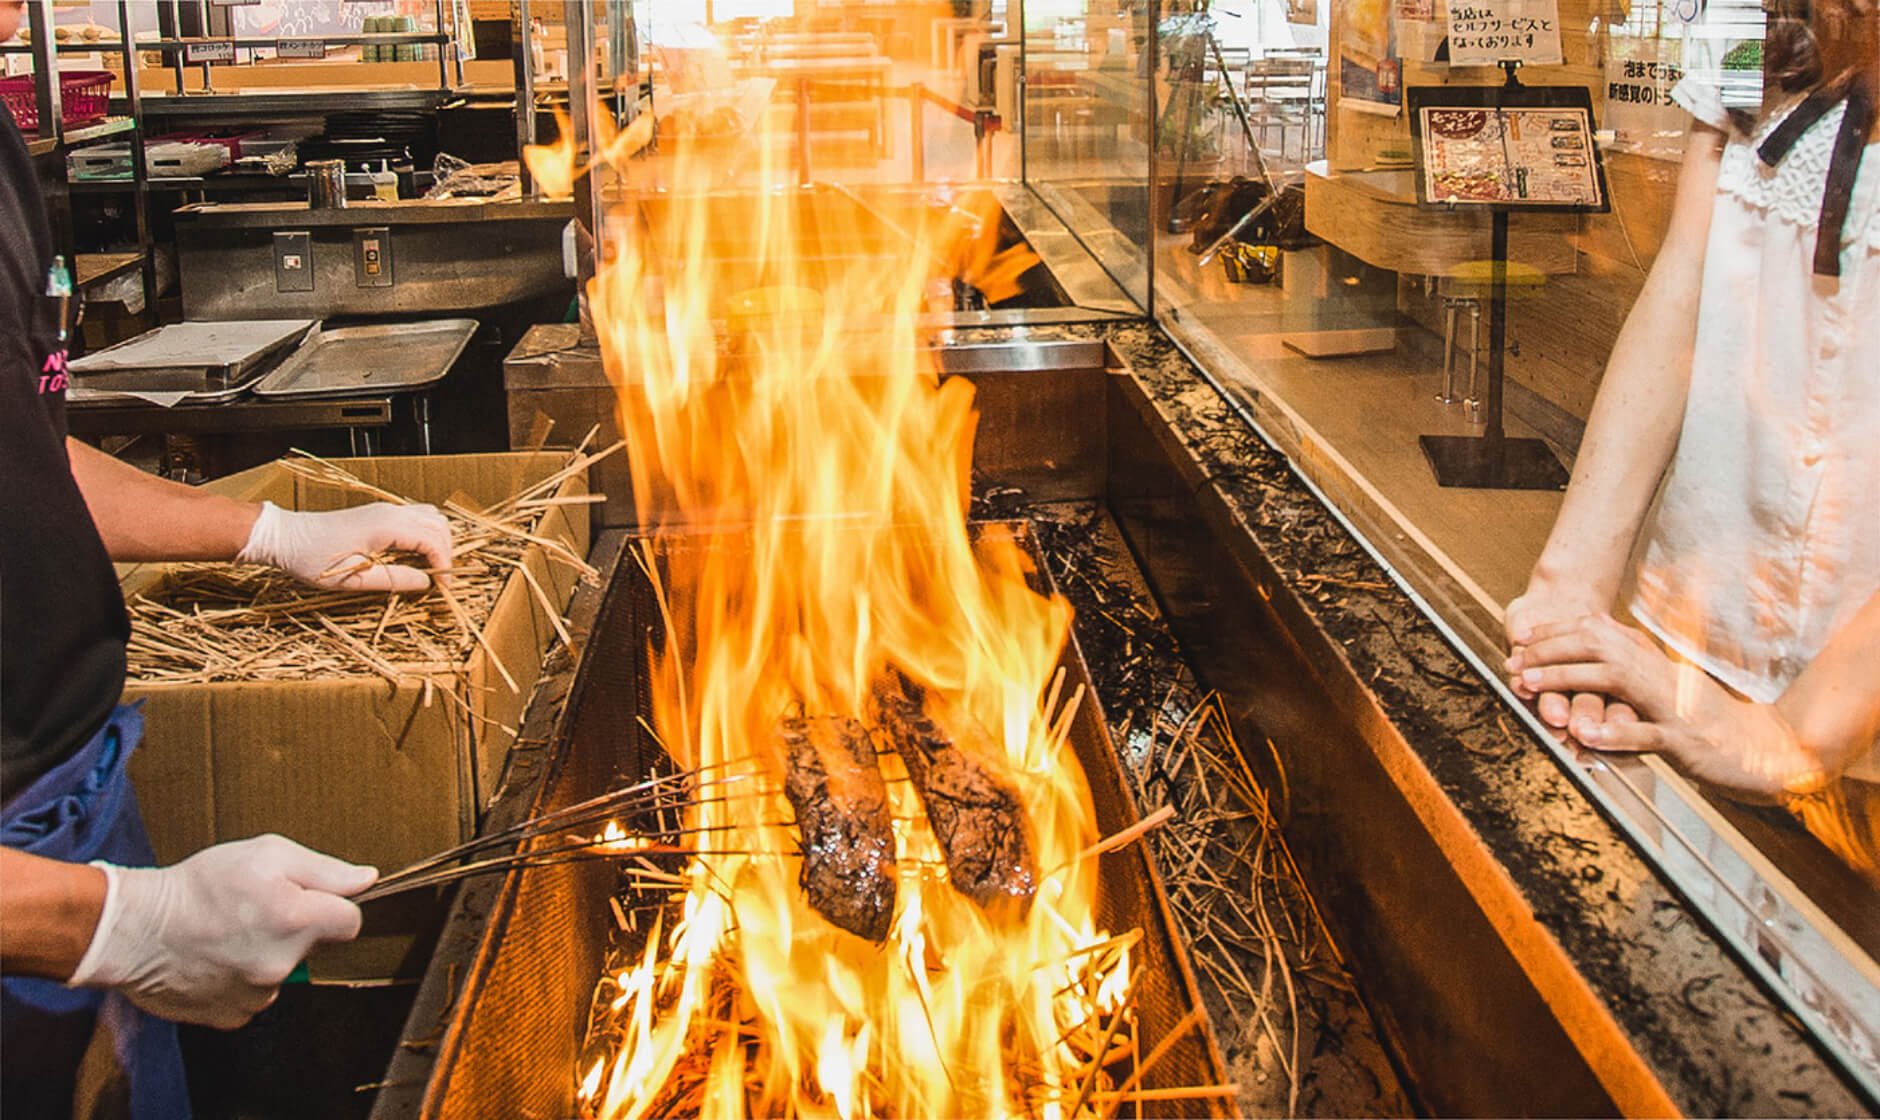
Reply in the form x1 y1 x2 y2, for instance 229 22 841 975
576 32 1124 1120
525 106 656 201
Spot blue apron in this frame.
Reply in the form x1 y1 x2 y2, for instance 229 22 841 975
2 703 193 1119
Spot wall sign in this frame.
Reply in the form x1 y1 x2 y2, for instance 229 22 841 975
1446 0 1564 67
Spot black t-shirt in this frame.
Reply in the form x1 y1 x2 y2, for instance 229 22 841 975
1 105 129 802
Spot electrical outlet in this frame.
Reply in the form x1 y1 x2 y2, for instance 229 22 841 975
354 227 393 288
273 231 313 293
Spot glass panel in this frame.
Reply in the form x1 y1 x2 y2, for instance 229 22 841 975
544 1 1127 322
1124 0 1880 1092
1022 0 1155 309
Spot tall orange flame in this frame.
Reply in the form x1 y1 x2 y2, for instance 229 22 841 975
576 45 1122 1120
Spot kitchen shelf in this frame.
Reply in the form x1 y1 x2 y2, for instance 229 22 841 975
60 115 137 146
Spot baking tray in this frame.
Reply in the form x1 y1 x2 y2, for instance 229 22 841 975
69 320 318 403
250 320 477 400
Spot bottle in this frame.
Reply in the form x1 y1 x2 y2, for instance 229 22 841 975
370 159 398 201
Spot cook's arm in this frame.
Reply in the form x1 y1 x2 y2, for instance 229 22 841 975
65 437 259 561
64 438 450 590
0 848 106 978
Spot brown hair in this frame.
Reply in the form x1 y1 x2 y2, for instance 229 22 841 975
1763 0 1823 95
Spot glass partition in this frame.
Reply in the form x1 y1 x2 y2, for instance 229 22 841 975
1022 0 1156 309
1125 0 1880 1093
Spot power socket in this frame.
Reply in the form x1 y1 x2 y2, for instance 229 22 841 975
273 231 313 293
354 227 393 288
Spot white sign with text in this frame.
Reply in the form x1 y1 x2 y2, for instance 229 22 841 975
1447 0 1564 67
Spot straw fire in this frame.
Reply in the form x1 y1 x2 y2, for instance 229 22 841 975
543 46 1200 1120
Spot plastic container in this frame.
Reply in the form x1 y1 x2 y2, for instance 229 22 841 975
0 69 115 133
369 160 398 201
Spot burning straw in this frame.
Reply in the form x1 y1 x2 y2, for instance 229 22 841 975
981 494 1399 1120
124 444 619 690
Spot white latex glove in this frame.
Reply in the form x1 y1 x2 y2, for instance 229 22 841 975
67 835 377 1029
237 499 452 593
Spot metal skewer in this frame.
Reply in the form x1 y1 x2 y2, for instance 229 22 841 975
354 761 779 903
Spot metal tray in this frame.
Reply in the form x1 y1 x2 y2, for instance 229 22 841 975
250 320 477 400
70 320 318 400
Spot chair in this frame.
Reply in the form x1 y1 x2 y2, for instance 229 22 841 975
1243 56 1316 164
1437 260 1547 421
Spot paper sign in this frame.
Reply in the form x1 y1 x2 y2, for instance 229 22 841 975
1605 40 1687 158
183 38 236 64
1447 0 1564 67
277 38 328 60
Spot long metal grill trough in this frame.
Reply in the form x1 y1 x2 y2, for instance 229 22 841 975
386 522 1227 1120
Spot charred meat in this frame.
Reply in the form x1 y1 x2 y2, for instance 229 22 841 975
779 715 898 941
871 670 1036 915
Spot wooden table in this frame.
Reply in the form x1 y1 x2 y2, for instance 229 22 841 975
1303 160 1580 276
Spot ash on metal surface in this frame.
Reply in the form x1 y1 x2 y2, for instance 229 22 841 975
976 491 1412 1120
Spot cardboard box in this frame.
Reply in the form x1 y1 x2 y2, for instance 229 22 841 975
121 452 590 981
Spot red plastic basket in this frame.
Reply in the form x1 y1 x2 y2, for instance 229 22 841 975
0 70 116 134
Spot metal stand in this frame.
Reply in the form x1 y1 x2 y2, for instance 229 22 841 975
1418 208 1569 490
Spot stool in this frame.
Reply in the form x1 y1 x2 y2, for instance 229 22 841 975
1438 296 1481 413
1436 258 1548 422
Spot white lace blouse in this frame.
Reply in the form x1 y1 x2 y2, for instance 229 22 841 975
1630 77 1880 780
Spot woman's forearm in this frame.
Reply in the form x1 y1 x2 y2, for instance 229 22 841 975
1776 592 1880 783
1528 124 1726 602
65 438 259 562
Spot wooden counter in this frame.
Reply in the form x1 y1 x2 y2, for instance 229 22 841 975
1303 160 1581 276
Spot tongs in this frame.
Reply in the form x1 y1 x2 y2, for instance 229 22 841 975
353 763 768 904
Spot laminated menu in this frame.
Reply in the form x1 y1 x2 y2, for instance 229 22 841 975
1417 105 1602 207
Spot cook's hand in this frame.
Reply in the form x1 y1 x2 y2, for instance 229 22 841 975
1510 613 1819 801
1505 583 1633 740
67 835 377 1029
238 500 451 592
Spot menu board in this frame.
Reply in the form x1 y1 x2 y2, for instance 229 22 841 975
1408 87 1608 211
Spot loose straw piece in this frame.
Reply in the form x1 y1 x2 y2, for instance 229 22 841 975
435 579 518 695
1065 805 1176 870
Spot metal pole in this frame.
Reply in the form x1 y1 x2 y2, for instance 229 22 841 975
434 0 448 92
162 2 185 96
120 0 156 328
564 0 605 329
1483 208 1509 448
514 0 537 194
796 76 811 187
196 1 213 94
26 0 58 141
909 84 925 184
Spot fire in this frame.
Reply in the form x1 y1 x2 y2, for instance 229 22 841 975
524 107 656 201
572 30 1129 1120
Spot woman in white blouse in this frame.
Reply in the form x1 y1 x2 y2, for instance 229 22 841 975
1503 4 1878 874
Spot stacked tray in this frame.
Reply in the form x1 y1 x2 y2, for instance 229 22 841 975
69 319 317 405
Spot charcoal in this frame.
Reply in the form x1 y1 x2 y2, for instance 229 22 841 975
871 670 1036 915
778 715 898 941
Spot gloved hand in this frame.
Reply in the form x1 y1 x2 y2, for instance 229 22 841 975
67 835 377 1029
238 500 452 592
